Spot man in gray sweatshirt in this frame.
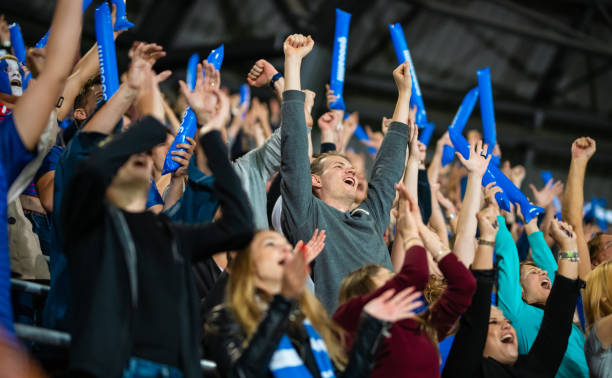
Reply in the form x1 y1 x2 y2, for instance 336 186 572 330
280 33 414 313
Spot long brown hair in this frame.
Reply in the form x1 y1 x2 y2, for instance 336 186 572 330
584 261 612 331
227 232 348 368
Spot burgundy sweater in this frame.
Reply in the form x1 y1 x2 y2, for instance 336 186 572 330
333 245 476 378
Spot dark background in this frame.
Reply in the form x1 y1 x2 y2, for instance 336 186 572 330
4 0 612 203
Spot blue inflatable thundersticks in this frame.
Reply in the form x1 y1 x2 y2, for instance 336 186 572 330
240 83 250 115
389 22 428 127
329 9 351 111
95 2 120 101
186 53 200 90
111 0 134 32
442 87 479 167
449 128 511 212
449 128 543 222
36 0 95 49
477 68 497 153
8 24 26 65
162 108 197 175
419 122 435 147
206 45 224 71
162 46 225 175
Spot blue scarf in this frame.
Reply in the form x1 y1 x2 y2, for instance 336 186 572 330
269 318 336 378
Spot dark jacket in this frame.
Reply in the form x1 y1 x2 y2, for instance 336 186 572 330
442 269 582 378
203 294 388 378
62 118 254 378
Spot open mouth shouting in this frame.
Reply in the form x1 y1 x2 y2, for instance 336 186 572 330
540 277 551 290
500 332 514 345
343 175 356 188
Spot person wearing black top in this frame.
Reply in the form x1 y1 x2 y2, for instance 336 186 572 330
442 207 583 378
62 68 254 378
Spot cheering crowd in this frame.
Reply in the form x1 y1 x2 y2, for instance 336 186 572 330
1 1 611 377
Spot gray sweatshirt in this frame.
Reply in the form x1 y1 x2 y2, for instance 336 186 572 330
280 90 409 313
233 127 281 230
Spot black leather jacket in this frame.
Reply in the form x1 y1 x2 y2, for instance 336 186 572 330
203 294 389 378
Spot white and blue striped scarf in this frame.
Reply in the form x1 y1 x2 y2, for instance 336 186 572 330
269 318 336 378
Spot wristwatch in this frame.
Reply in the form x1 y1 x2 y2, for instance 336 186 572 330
559 251 580 262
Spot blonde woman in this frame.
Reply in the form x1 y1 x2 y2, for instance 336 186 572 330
584 261 612 377
203 229 423 378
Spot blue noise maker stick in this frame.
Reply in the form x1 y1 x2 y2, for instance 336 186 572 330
477 68 497 151
8 24 26 65
162 108 197 175
419 122 435 147
162 45 224 174
206 45 224 71
186 53 200 91
239 83 250 118
95 2 120 101
36 0 93 49
389 22 428 127
110 0 134 32
442 87 479 167
449 128 512 212
329 9 351 111
540 171 562 218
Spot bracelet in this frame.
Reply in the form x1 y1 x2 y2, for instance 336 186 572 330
270 72 283 87
448 213 457 220
478 239 495 247
558 251 580 262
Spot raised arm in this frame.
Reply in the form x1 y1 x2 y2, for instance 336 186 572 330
522 219 581 375
360 63 411 232
453 140 491 266
82 43 166 134
174 70 253 258
13 0 82 151
279 34 316 232
562 137 596 278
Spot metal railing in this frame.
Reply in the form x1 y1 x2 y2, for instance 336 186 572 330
11 279 218 373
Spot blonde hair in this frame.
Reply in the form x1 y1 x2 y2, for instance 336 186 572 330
584 261 612 330
227 232 348 368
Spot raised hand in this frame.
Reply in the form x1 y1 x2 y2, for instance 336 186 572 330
394 183 421 241
364 287 423 322
483 182 503 210
318 111 341 132
283 34 314 60
324 83 339 110
529 179 564 208
571 137 596 162
203 60 221 90
381 116 392 136
129 42 166 67
364 125 383 152
280 241 310 299
303 89 316 128
408 107 420 163
179 63 219 124
456 140 491 176
199 89 230 136
304 229 326 263
0 15 9 46
247 59 277 87
477 205 499 240
338 111 358 152
393 61 412 95
171 136 196 178
511 165 526 188
549 218 578 252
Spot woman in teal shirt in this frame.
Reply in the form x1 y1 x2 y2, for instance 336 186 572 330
495 212 589 378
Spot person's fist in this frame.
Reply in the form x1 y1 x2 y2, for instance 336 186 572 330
549 218 577 252
318 111 340 132
571 137 596 161
247 59 278 87
283 34 314 60
393 61 412 94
